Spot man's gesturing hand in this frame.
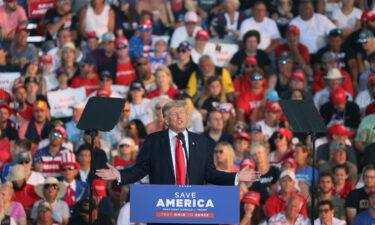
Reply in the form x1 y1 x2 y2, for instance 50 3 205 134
96 163 121 181
238 167 261 182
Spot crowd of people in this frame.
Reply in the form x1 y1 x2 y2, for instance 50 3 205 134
1 0 375 224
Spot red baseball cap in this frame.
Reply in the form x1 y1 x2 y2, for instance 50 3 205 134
328 123 352 137
278 127 292 141
290 71 305 81
0 89 11 103
40 54 53 64
11 83 25 95
265 101 282 113
366 102 375 115
239 158 256 170
282 157 297 169
138 20 153 31
330 87 347 104
52 126 67 138
195 30 210 40
115 36 128 48
0 103 11 112
368 73 375 85
234 131 250 141
241 191 260 206
85 31 98 40
286 25 300 35
244 56 257 65
92 179 107 197
361 10 375 23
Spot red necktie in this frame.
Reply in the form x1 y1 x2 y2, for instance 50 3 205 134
175 135 186 185
64 184 75 207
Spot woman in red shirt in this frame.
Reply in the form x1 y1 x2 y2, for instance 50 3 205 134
148 66 179 99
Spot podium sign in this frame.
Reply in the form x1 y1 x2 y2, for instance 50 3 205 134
130 184 239 224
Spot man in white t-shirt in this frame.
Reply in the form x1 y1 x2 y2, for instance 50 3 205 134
170 11 202 57
239 1 280 53
290 0 336 54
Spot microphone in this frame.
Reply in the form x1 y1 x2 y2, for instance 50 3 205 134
178 132 189 185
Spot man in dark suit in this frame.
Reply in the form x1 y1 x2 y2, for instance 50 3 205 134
96 100 257 185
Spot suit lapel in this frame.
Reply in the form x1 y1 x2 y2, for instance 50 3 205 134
187 131 197 176
161 130 174 178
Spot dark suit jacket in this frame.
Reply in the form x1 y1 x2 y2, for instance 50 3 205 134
120 129 236 185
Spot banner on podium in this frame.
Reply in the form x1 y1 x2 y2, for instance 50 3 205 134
130 184 239 224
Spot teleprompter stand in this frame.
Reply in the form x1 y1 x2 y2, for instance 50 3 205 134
77 97 125 225
279 100 327 224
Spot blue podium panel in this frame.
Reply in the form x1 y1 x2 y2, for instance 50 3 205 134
130 184 240 224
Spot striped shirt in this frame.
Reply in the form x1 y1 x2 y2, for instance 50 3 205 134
34 146 71 178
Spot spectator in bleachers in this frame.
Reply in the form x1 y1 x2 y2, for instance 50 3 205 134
236 68 267 123
359 52 375 93
127 81 152 126
103 36 137 86
268 195 310 225
233 131 250 165
320 87 361 130
269 127 293 166
275 53 294 95
357 28 375 74
39 54 59 92
191 30 216 64
187 55 234 98
294 143 318 188
169 41 198 90
0 43 19 72
249 123 267 147
91 32 116 72
271 0 295 37
196 0 223 21
214 0 245 41
75 145 91 183
114 0 139 39
149 37 172 74
239 1 281 53
42 0 78 41
346 166 375 225
195 77 226 120
228 30 272 78
82 31 99 55
31 177 69 225
332 164 355 200
354 105 375 153
65 102 85 146
60 152 89 208
136 0 171 35
316 122 357 166
47 28 73 71
9 25 38 67
214 142 239 172
240 191 267 225
133 56 156 92
79 0 115 39
87 70 121 99
0 103 18 141
68 198 114 225
203 110 233 148
1 182 26 225
316 29 358 89
34 126 71 178
57 42 81 83
17 151 45 186
12 84 33 122
255 101 282 140
233 56 263 96
148 66 179 100
314 200 346 225
331 0 362 38
314 68 353 109
354 187 375 224
290 0 336 55
275 25 311 69
313 173 346 220
14 62 46 97
265 170 308 218
18 100 52 146
34 200 59 225
0 0 27 43
7 164 40 216
170 11 202 56
319 141 358 182
129 20 153 59
70 55 99 95
52 67 70 92
212 102 236 134
24 77 43 106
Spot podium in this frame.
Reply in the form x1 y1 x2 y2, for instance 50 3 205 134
130 185 240 224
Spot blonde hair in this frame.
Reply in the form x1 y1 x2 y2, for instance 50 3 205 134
214 142 236 171
225 0 240 9
250 143 266 155
155 66 174 85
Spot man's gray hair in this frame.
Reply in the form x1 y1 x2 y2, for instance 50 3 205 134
162 100 187 117
286 195 303 209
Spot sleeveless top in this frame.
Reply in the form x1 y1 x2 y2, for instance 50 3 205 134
85 4 110 38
